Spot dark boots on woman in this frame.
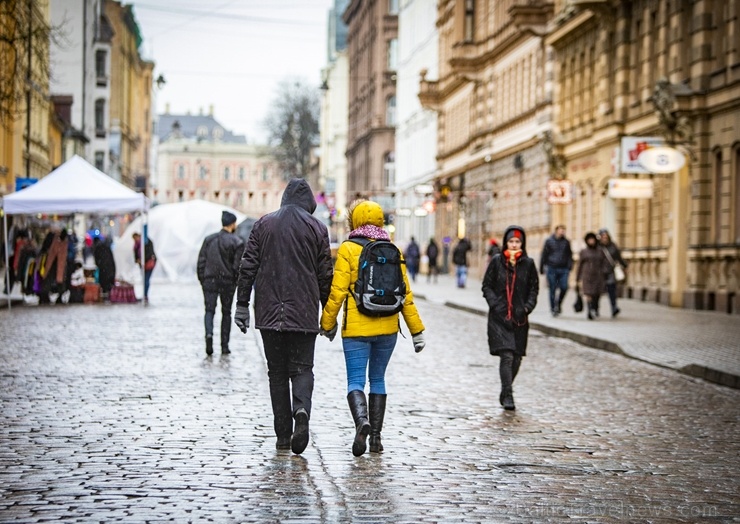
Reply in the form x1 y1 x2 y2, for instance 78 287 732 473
347 390 371 457
500 388 516 410
368 393 387 453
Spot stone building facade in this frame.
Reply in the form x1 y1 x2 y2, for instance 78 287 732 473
344 0 398 212
546 0 740 313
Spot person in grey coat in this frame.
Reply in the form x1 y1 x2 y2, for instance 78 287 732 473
482 225 539 411
197 211 245 355
576 232 611 320
234 178 333 455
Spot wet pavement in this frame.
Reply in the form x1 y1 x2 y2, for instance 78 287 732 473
1 282 738 522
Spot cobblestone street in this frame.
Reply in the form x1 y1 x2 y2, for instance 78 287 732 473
1 282 738 523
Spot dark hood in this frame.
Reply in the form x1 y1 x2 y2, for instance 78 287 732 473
503 225 527 253
280 178 317 214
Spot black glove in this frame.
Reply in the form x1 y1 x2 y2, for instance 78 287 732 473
234 305 250 333
320 324 338 342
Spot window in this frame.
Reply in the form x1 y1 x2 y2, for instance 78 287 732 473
95 50 107 85
95 99 105 136
177 165 185 180
262 166 269 181
388 0 398 15
383 152 395 188
387 39 398 71
386 96 397 126
199 166 207 180
714 149 723 242
94 151 105 171
734 146 740 243
197 126 208 140
212 127 224 140
464 0 475 42
224 167 230 180
239 167 245 180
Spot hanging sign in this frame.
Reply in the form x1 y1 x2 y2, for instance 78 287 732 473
637 146 686 174
620 137 665 174
608 178 654 199
547 179 573 204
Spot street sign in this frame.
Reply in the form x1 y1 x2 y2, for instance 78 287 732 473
637 146 686 173
620 136 664 174
608 178 654 198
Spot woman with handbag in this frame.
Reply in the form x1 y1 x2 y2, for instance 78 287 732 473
576 232 611 320
598 229 627 317
132 232 157 303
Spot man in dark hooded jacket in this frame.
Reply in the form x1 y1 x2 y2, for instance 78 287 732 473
197 210 245 356
234 178 333 455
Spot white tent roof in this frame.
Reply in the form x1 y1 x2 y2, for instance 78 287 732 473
1 155 148 214
113 200 248 283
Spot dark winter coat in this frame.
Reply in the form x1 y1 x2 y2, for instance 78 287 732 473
426 241 439 265
93 239 116 293
576 246 610 297
197 229 244 291
452 238 472 266
539 234 573 272
601 241 626 285
481 227 539 356
236 178 333 333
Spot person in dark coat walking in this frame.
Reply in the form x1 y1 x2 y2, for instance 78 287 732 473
426 238 439 283
576 232 611 320
539 225 573 316
598 228 627 317
234 178 333 454
481 225 539 411
93 236 116 296
404 237 421 282
452 237 473 288
197 211 245 356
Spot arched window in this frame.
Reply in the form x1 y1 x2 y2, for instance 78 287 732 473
383 151 395 188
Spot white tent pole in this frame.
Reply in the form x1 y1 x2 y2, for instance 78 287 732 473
3 212 10 310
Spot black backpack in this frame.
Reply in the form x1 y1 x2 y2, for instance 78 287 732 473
348 237 406 317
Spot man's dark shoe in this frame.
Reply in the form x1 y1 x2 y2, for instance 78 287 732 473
221 346 230 355
612 308 621 318
205 336 213 356
291 409 309 454
276 436 291 450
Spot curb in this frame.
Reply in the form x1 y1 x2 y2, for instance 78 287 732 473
417 294 739 390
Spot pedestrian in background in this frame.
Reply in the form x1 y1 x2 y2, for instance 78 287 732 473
132 232 157 304
482 225 538 411
598 228 627 318
425 238 439 283
39 227 69 304
404 237 421 282
197 211 245 356
487 238 501 265
576 232 610 320
234 178 333 455
320 199 425 456
93 236 116 298
452 237 472 288
539 225 573 316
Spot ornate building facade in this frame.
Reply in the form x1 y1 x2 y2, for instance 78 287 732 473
547 0 740 312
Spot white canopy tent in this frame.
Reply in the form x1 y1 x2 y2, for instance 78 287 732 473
1 155 149 308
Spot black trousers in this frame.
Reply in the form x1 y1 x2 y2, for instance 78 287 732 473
260 330 316 439
202 285 236 348
499 350 522 392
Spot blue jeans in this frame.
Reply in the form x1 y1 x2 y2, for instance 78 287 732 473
456 265 468 288
144 269 153 299
343 334 397 394
546 267 570 312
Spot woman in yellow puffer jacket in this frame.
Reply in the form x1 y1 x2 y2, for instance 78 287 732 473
320 199 425 457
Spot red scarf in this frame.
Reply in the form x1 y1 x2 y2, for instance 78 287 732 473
503 249 525 325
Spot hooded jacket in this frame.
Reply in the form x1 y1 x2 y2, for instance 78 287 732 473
481 225 539 356
320 200 425 338
236 178 333 333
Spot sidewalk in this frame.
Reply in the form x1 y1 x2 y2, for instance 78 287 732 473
411 273 740 389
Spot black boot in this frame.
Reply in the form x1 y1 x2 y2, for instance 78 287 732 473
347 390 371 457
368 393 387 453
501 388 516 410
205 335 213 355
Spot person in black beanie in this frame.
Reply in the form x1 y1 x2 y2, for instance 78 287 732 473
481 225 539 410
197 210 245 355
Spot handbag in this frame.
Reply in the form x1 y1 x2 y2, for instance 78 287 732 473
602 246 625 282
573 286 584 313
144 257 156 271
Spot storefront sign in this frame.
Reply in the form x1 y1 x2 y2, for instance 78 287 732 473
620 137 664 174
637 146 686 173
608 178 654 199
547 179 573 204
